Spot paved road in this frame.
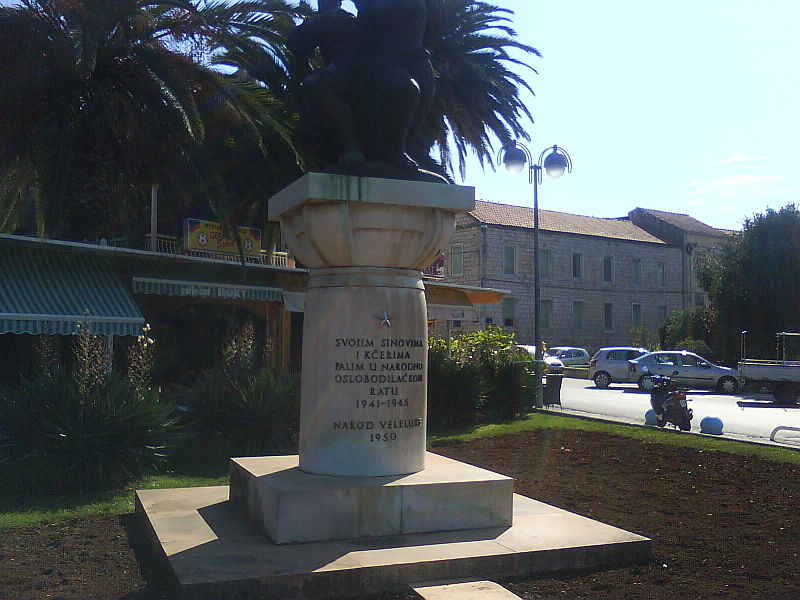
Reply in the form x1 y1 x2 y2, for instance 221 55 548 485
554 377 800 447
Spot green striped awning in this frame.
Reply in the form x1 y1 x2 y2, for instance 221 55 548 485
0 246 145 336
132 276 282 301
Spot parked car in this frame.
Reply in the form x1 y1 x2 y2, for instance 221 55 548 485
589 346 649 388
549 347 591 366
514 345 565 374
627 351 738 393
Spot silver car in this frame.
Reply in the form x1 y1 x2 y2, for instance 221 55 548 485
590 346 649 388
514 345 565 374
627 351 738 394
549 347 591 366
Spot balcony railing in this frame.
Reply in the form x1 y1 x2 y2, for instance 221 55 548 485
142 234 295 267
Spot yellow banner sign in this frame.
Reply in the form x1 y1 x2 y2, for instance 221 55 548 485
184 219 262 257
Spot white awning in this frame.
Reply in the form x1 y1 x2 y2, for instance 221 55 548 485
427 304 478 322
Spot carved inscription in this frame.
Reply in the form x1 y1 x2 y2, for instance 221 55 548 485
332 337 424 441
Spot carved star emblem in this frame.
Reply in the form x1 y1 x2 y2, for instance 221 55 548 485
377 311 392 327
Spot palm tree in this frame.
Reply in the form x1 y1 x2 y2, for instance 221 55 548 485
222 0 538 182
419 0 540 179
0 0 300 241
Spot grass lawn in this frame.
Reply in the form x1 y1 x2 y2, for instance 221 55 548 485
2 412 796 530
2 413 799 599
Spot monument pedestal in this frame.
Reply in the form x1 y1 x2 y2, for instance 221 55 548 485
136 472 651 599
137 174 651 597
229 452 513 544
268 173 476 478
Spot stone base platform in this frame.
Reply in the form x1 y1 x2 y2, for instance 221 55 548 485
229 453 513 543
136 486 651 599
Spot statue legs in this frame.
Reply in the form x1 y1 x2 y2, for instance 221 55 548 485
303 71 366 169
358 64 420 168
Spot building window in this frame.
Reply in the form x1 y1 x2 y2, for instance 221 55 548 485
603 256 613 283
540 249 551 279
695 293 705 307
572 253 582 279
658 305 668 326
657 261 666 286
451 245 463 276
603 303 614 331
631 258 641 286
572 301 583 329
502 297 515 327
453 320 462 328
503 246 516 276
631 303 642 328
540 299 552 329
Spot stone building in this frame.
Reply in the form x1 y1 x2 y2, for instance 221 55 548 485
438 201 729 352
627 208 731 309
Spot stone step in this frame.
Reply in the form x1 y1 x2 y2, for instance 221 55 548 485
411 579 523 599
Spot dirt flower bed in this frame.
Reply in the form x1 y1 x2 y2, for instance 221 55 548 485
1 429 798 599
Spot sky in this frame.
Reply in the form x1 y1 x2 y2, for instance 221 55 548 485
4 0 798 231
454 0 800 231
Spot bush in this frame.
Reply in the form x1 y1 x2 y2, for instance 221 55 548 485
673 338 713 359
428 328 539 427
0 373 178 491
660 308 713 351
426 345 484 430
182 368 300 456
451 326 516 364
480 354 536 421
629 327 660 351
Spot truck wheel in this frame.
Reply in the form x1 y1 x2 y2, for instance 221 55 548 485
593 371 611 389
717 376 738 395
773 382 798 405
638 375 653 392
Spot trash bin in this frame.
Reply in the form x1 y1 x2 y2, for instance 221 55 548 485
543 373 563 407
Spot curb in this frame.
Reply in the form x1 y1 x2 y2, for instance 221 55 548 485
532 407 800 450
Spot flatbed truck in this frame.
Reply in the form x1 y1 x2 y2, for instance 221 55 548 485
737 331 800 405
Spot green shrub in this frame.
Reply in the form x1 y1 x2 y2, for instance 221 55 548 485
0 376 48 463
451 326 516 364
660 307 713 351
428 328 539 427
0 374 178 492
426 345 484 430
629 327 660 351
183 368 300 456
673 338 713 359
480 354 537 420
221 370 300 455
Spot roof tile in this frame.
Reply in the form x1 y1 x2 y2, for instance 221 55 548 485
633 208 731 236
470 201 666 244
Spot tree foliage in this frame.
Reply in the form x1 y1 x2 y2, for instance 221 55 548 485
659 307 713 352
0 0 301 240
694 204 800 364
421 0 540 179
1 0 538 240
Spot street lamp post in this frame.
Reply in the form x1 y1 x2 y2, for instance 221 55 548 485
499 142 572 407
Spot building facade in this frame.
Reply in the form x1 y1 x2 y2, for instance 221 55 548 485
627 208 730 309
439 201 729 352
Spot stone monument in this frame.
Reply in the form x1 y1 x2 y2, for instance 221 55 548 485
228 173 516 544
134 0 651 592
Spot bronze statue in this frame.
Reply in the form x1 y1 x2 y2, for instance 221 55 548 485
288 0 447 183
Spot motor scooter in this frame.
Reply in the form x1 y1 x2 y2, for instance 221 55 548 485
645 370 693 431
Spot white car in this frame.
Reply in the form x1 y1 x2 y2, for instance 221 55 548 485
549 347 591 366
627 351 738 393
589 346 649 388
514 345 565 374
